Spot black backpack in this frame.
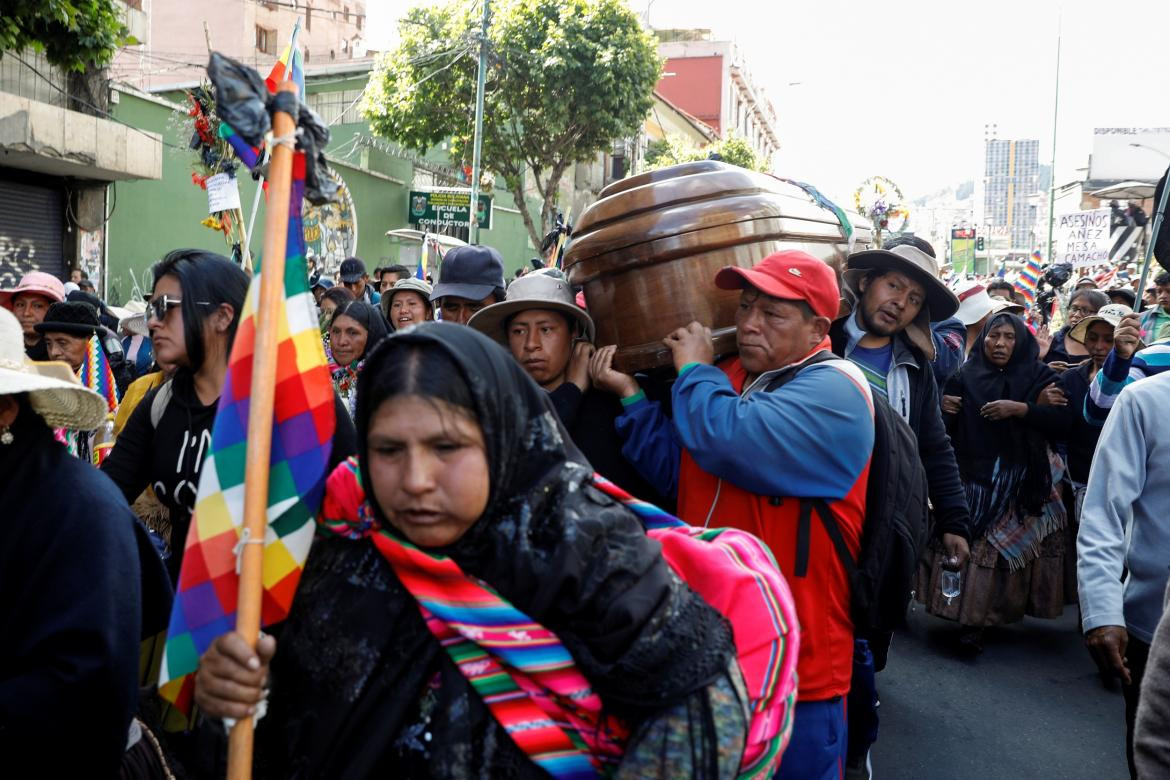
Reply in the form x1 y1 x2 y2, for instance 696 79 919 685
765 352 930 635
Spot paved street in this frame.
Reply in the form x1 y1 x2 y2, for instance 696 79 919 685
872 606 1129 779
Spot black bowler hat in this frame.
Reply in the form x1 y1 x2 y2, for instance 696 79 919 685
33 301 101 337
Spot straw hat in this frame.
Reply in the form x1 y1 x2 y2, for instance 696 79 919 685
468 272 594 344
0 308 107 430
1068 304 1134 344
988 296 1026 317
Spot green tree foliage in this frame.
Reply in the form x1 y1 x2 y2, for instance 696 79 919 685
0 0 132 73
645 132 770 173
363 0 661 248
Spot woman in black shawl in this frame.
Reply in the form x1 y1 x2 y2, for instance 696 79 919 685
193 322 747 777
328 299 390 418
921 313 1068 651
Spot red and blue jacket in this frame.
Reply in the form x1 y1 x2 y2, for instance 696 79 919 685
616 343 875 701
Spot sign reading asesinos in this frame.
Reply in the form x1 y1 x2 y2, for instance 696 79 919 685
408 189 493 230
1054 208 1111 267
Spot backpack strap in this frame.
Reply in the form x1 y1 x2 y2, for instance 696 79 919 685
794 497 858 579
150 379 174 429
762 349 839 393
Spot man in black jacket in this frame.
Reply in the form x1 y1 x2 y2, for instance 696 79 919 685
831 243 973 779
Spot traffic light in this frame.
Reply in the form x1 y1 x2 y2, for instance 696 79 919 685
976 237 985 251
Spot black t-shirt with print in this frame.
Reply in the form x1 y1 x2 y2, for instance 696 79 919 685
102 372 357 582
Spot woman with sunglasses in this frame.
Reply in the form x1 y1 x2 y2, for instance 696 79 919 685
102 250 358 582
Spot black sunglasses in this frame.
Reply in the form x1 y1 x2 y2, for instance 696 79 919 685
148 294 211 322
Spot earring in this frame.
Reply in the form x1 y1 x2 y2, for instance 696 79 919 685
0 426 12 445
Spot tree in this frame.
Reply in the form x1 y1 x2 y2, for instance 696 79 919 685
645 132 770 174
0 0 132 73
363 0 661 248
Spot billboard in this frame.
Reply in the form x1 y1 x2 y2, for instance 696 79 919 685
950 227 976 273
1089 128 1170 182
1054 208 1111 268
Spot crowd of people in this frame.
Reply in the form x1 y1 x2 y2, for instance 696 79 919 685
3 232 1170 779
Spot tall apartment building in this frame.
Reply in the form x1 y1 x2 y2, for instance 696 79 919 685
112 0 370 91
654 30 780 168
983 137 1040 252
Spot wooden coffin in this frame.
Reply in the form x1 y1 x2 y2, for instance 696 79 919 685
563 160 871 372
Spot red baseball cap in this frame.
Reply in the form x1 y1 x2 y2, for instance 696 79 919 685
714 250 840 320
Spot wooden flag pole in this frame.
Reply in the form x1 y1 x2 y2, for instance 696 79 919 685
226 80 298 780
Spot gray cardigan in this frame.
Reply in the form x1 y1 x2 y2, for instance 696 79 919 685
1077 371 1170 644
1136 581 1170 777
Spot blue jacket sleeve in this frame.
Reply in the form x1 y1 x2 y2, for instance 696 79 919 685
613 395 681 500
670 363 874 499
930 317 966 388
1085 350 1144 426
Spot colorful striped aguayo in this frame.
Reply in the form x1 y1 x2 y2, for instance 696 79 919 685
81 333 119 413
319 458 627 778
1015 251 1043 306
591 475 800 778
158 146 336 715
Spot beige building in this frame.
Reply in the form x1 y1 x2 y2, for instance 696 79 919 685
112 0 371 91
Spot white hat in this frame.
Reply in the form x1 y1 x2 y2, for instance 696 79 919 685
0 308 107 430
954 282 995 326
116 299 149 337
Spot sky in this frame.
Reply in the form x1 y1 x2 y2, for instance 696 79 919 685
367 0 1170 203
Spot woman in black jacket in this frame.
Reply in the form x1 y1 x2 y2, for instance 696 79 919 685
102 250 356 582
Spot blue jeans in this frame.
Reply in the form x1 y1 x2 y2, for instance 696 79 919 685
775 696 848 780
846 638 880 766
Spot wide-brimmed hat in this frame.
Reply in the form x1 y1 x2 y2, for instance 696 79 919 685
954 282 995 326
387 276 433 303
468 272 595 344
33 301 101 337
431 245 506 303
0 308 107 430
0 271 66 309
987 296 1026 316
1069 303 1134 344
116 299 149 337
843 245 960 321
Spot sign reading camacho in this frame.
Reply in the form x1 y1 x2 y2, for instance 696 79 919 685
408 189 493 230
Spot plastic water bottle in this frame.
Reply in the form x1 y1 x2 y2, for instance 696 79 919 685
941 568 962 606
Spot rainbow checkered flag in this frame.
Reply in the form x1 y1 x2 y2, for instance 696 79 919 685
1015 251 1043 307
158 147 335 715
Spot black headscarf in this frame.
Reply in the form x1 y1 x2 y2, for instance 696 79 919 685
330 300 389 363
355 322 734 705
947 313 1058 534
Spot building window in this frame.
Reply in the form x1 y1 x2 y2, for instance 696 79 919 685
356 11 362 30
344 6 350 22
308 88 365 126
306 5 312 31
256 25 277 54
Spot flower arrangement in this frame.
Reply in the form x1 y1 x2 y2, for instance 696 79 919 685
853 176 909 245
184 85 250 269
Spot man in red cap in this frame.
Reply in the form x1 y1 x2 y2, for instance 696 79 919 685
592 249 875 780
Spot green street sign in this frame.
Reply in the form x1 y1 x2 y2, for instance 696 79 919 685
407 190 492 230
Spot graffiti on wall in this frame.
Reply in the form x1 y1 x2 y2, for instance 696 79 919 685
302 168 357 275
107 265 156 308
0 235 41 288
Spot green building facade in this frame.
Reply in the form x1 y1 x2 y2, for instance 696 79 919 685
105 68 538 305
